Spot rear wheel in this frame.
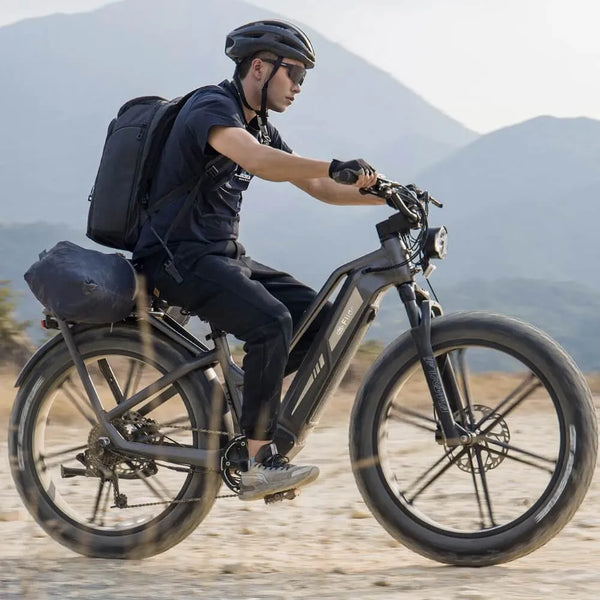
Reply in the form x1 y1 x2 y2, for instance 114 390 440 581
9 324 224 558
350 312 597 566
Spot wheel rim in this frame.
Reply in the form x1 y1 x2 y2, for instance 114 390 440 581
30 349 203 534
375 342 567 537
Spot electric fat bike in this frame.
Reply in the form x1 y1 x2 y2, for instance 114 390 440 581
9 180 597 565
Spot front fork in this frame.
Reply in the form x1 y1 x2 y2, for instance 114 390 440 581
398 283 471 447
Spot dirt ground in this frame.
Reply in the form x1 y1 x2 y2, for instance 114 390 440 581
1 368 599 600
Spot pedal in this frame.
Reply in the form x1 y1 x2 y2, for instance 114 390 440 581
264 488 299 504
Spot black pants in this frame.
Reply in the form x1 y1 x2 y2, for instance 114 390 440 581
141 242 327 440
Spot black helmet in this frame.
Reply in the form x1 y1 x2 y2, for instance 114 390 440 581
225 20 315 69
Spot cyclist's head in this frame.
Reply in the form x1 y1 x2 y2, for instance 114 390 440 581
225 20 316 71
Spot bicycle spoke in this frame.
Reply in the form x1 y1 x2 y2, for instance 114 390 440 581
160 414 192 427
476 372 541 431
41 443 88 462
123 359 145 400
403 446 469 503
472 445 497 527
466 447 486 528
137 385 179 417
98 479 112 527
98 358 124 404
455 349 477 426
125 461 170 502
483 436 556 466
39 443 88 470
89 477 110 524
152 472 175 498
479 443 556 474
61 376 97 425
387 406 437 434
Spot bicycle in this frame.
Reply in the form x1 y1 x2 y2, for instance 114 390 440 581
8 179 598 565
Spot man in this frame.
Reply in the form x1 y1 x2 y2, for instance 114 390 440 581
133 20 384 501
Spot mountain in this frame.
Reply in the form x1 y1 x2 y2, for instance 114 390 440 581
5 220 599 370
0 0 476 227
373 277 600 372
2 1 599 371
412 116 600 290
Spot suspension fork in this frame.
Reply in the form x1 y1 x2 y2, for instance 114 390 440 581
397 283 468 446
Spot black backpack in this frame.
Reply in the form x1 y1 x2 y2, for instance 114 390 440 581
86 88 230 252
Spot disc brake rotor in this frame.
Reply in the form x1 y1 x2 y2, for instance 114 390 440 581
447 404 510 473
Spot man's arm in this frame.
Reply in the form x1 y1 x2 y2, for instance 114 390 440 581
208 125 329 181
207 126 380 194
290 173 384 206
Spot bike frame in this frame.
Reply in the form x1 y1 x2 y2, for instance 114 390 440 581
55 211 467 471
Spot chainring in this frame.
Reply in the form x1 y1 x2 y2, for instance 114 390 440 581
220 436 248 493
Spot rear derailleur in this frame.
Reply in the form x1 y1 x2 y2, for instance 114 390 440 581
61 412 162 508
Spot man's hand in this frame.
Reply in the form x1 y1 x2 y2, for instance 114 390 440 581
329 158 377 188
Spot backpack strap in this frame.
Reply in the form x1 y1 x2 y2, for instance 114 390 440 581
147 153 233 283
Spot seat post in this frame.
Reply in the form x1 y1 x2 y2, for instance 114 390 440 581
207 325 244 427
207 326 232 365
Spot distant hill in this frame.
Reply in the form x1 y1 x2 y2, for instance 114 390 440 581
2 1 599 373
374 277 600 372
3 221 599 371
412 116 600 290
0 0 475 226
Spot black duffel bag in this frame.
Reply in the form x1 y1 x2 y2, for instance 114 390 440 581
24 241 138 324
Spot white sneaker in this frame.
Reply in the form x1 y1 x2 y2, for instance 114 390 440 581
238 443 319 501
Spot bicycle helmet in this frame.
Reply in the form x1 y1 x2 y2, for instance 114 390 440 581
225 20 316 144
225 20 315 69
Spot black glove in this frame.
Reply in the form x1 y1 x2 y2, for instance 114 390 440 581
329 158 376 185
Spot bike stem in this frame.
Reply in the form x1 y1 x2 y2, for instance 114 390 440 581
397 282 467 446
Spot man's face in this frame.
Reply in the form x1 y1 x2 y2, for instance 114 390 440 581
264 57 306 113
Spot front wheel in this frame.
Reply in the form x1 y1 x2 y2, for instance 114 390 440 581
350 312 597 566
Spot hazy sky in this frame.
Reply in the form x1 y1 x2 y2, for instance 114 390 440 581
2 0 598 133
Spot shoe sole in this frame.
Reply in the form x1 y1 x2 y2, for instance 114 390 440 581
238 467 319 502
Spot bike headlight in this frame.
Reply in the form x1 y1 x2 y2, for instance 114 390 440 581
424 226 448 260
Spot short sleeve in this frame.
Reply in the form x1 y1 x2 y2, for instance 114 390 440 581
185 89 246 153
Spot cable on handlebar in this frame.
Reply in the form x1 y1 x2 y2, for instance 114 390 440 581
360 177 438 274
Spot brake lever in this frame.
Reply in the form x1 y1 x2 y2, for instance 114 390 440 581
359 179 420 224
391 191 420 224
358 185 382 197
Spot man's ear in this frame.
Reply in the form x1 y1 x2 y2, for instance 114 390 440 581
251 57 269 83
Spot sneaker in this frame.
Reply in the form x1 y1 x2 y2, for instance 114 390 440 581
238 443 319 501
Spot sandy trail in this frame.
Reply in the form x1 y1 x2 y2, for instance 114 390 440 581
2 385 599 600
0 352 598 600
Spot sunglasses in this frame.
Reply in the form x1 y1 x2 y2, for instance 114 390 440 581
263 59 307 86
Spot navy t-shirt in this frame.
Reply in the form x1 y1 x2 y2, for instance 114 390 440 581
133 80 292 259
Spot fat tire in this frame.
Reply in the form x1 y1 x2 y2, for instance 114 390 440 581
9 323 223 559
350 311 597 566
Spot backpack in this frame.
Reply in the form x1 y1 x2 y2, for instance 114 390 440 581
86 88 230 252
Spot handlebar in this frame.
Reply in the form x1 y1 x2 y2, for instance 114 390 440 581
360 177 442 226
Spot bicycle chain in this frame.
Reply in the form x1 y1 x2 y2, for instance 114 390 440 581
112 422 239 509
